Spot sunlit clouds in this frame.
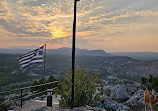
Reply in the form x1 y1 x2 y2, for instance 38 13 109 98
0 0 158 52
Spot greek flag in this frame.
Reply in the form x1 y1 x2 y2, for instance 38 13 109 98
18 46 44 68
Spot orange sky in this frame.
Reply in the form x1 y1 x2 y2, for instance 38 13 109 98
0 0 158 52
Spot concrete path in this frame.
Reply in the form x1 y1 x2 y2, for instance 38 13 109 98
14 95 60 111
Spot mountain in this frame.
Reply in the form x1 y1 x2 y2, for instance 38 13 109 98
1 50 158 93
8 45 38 49
0 47 158 84
47 48 110 56
1 47 158 60
110 52 158 60
0 47 111 57
0 48 31 54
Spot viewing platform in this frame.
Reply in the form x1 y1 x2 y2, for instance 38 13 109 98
14 95 60 111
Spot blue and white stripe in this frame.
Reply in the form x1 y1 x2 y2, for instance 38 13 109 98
18 46 44 68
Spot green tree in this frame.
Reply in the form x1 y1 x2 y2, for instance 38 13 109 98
30 75 57 95
0 97 10 111
30 80 39 92
0 104 9 111
59 68 101 108
141 74 158 91
47 76 57 89
151 77 158 92
48 75 56 82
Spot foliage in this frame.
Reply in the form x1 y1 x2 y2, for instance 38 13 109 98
155 107 158 111
0 104 9 111
58 68 102 108
141 74 158 91
30 75 58 95
0 97 10 111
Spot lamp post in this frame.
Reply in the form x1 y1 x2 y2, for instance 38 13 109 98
72 0 80 109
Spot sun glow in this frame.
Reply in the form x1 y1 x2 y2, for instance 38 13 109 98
46 26 69 39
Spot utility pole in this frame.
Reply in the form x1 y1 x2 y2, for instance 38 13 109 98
72 0 80 109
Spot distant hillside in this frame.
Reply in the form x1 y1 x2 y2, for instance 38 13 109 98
111 52 158 60
47 48 111 56
0 48 31 54
1 48 158 60
0 52 158 91
0 47 111 57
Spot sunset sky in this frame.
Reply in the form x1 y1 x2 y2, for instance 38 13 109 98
0 0 158 52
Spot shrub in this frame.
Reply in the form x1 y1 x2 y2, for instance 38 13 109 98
30 75 57 95
58 68 101 108
141 74 158 91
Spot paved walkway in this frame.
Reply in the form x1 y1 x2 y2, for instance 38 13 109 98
14 95 60 111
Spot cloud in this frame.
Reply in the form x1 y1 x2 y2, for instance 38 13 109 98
0 0 73 39
0 0 13 19
89 10 158 23
0 0 104 40
0 0 158 51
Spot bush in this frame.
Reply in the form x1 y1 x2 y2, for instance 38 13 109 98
0 104 9 111
58 68 102 108
141 74 158 91
0 98 10 111
30 75 57 95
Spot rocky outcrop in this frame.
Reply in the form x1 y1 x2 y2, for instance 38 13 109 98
101 95 131 111
125 89 145 111
32 106 107 111
72 106 107 111
110 85 130 100
103 85 113 96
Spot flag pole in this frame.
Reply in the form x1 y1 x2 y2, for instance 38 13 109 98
71 0 79 109
44 43 46 83
42 43 46 100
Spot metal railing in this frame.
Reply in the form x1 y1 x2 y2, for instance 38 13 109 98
0 81 58 108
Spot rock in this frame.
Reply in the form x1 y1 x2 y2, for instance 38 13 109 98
110 85 130 100
73 106 107 111
32 107 46 111
101 95 131 111
60 109 70 111
125 89 145 111
126 84 138 96
32 106 107 111
90 101 101 107
103 85 114 96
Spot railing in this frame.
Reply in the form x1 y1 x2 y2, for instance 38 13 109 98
0 81 58 108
